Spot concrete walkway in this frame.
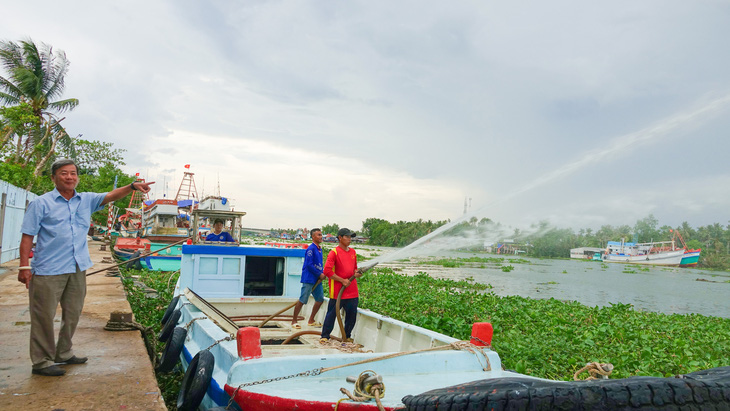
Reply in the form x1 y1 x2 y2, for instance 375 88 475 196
0 239 166 410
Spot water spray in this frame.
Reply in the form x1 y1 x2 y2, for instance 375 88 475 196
367 93 730 266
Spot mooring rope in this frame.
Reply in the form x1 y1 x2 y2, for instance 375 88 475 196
573 362 614 380
104 315 157 365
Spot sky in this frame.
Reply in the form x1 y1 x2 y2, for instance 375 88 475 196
3 1 730 234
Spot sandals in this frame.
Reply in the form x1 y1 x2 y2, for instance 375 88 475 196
292 323 301 329
308 321 323 328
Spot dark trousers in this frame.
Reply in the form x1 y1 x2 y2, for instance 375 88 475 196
321 297 358 339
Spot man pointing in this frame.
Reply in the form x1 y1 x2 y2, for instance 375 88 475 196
18 159 154 376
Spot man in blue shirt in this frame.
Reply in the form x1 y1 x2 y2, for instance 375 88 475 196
19 159 154 376
205 219 236 242
291 228 325 329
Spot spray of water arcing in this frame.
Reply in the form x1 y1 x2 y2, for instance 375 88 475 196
368 220 555 265
367 93 730 265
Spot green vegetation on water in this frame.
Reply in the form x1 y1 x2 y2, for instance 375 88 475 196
358 268 730 380
118 267 182 410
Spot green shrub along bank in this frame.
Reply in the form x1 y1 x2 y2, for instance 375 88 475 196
357 268 730 381
119 267 182 410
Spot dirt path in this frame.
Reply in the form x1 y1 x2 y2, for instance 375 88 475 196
0 240 166 411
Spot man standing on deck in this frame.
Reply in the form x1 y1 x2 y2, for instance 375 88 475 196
18 159 154 377
320 228 362 343
291 228 326 329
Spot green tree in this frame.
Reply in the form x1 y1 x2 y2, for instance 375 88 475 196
0 39 79 185
634 214 661 243
321 223 340 236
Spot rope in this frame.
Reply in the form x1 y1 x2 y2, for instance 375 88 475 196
104 318 157 365
573 362 614 380
337 370 386 411
321 340 490 373
318 338 370 353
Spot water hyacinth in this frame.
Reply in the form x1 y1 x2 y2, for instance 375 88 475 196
357 267 730 380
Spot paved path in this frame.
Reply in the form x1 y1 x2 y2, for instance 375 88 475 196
0 239 166 410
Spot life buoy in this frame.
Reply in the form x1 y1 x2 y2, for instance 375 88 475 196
158 309 181 342
161 296 180 325
156 326 186 373
177 350 215 411
401 366 730 410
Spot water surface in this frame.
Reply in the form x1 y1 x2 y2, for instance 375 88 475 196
368 248 730 318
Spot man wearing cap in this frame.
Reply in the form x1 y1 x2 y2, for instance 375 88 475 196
291 228 326 329
19 159 154 376
320 228 362 343
205 219 235 242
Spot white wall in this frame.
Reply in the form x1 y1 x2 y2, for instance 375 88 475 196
0 180 37 264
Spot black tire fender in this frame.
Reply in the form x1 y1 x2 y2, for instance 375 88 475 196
401 366 730 410
177 350 215 411
158 309 181 342
161 296 180 325
156 326 186 373
126 251 143 270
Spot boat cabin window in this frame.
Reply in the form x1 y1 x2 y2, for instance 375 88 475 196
244 256 285 296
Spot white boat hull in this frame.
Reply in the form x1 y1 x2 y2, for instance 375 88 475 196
602 249 685 266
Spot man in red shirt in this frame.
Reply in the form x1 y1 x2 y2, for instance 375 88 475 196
320 228 362 343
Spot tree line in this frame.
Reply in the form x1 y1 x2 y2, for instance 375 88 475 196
1 38 135 225
335 214 730 270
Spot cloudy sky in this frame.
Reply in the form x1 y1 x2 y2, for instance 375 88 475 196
4 1 730 233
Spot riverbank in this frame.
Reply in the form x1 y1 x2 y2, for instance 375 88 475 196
0 239 166 410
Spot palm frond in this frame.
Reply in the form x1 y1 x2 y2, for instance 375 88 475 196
47 98 79 113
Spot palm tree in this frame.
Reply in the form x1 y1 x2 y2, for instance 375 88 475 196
0 39 79 185
0 39 78 117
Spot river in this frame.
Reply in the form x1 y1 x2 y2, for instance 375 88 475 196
362 247 730 319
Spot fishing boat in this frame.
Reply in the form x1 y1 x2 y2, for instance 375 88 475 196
680 249 701 267
112 237 150 261
141 199 189 243
601 240 685 266
157 236 730 410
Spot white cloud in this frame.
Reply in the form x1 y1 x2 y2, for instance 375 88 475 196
3 0 730 233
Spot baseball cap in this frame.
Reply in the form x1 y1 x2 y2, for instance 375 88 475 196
337 228 356 238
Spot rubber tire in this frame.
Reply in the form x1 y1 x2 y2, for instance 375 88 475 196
161 296 180 325
156 326 186 373
158 309 181 342
401 366 730 410
177 350 215 411
126 250 143 270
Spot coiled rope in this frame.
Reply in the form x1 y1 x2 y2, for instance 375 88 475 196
573 362 614 380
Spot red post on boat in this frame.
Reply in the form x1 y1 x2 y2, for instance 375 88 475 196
470 322 493 346
237 327 262 360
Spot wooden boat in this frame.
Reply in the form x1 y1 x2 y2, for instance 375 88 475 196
141 199 189 243
680 248 701 267
157 239 730 410
112 237 150 261
602 240 685 266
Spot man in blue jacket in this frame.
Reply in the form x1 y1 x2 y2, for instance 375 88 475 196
291 228 325 329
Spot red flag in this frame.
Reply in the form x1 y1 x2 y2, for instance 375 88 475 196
135 172 139 176
184 164 190 169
